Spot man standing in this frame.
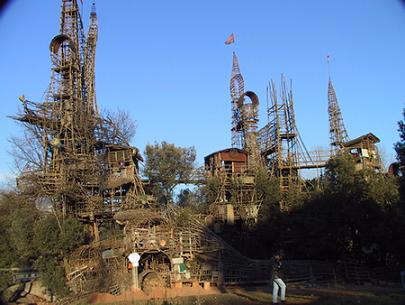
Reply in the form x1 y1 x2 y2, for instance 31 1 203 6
272 252 286 304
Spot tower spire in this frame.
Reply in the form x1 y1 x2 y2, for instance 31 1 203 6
91 1 97 15
230 52 245 148
13 0 100 217
328 78 349 154
326 54 331 80
84 0 99 115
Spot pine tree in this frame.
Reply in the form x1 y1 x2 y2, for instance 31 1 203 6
394 108 405 208
395 109 405 172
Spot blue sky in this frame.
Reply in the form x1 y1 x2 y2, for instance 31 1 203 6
1 0 405 186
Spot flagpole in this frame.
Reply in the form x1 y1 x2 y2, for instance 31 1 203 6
326 54 331 80
225 33 236 61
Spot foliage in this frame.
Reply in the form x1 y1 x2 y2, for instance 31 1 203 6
143 142 196 203
394 108 405 206
33 214 61 256
177 188 196 205
10 206 39 262
176 187 207 213
363 170 399 207
173 205 196 228
0 192 39 266
0 271 12 295
324 154 365 198
240 154 402 261
0 194 16 291
255 166 279 221
34 214 85 257
283 179 309 211
202 176 222 204
33 214 86 297
325 154 399 206
35 256 69 297
279 154 403 262
228 176 242 202
395 108 405 172
0 190 87 297
0 222 14 268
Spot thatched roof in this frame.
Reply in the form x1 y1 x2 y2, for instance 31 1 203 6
114 208 166 226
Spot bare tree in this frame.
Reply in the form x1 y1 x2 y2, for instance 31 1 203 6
9 122 45 174
100 108 136 146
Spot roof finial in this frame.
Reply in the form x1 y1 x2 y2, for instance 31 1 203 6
326 54 331 80
91 1 97 16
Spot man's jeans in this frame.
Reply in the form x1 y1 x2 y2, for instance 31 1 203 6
273 278 286 303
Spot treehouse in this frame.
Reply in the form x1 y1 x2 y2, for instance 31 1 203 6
204 148 260 226
343 133 382 171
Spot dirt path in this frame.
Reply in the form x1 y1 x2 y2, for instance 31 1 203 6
64 284 405 305
10 276 405 305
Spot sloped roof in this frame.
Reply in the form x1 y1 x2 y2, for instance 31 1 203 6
343 133 380 147
204 147 246 160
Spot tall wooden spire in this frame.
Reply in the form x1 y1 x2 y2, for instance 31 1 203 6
230 52 245 148
328 78 349 154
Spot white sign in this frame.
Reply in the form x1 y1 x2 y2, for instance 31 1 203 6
172 257 184 264
128 252 141 267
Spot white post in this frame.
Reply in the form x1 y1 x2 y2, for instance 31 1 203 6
132 266 139 289
128 252 141 291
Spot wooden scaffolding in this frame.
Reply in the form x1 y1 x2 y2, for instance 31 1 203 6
258 77 328 209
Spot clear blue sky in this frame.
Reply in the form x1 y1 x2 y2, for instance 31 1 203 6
1 0 405 186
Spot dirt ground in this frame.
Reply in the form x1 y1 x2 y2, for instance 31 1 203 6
81 283 405 305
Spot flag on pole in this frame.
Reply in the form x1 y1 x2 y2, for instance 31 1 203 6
225 33 235 45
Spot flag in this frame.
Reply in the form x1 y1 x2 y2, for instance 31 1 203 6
225 33 235 45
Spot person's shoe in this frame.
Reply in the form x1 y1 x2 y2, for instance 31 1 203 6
281 301 287 303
